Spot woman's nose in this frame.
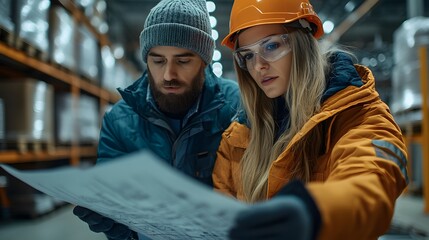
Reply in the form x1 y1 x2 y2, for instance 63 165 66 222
252 54 269 71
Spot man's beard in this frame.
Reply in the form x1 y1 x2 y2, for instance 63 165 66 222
149 67 205 116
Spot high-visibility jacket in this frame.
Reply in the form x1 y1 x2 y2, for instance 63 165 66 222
213 64 408 240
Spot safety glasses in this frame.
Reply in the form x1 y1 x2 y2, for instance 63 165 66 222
233 34 291 71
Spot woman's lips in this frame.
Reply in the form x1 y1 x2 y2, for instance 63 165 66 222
261 76 277 85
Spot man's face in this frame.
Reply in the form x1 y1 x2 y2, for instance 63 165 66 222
147 46 206 116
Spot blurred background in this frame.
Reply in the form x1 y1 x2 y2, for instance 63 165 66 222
0 0 428 239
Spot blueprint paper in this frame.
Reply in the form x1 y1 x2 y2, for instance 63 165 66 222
0 150 246 239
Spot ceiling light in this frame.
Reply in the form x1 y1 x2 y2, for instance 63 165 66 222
323 20 335 34
213 50 221 61
113 46 124 59
209 16 217 28
212 29 219 40
213 62 223 77
206 1 216 13
378 53 386 62
345 1 356 12
213 62 223 70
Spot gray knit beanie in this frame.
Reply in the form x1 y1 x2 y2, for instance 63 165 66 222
140 0 214 64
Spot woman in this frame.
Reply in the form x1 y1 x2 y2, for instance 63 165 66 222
213 0 408 239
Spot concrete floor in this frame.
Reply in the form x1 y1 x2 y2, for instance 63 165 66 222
0 194 428 240
0 205 107 240
383 194 429 239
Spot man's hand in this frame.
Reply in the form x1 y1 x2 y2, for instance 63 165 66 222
73 206 138 240
229 196 313 240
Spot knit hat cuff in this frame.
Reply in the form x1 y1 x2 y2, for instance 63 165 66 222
140 23 215 64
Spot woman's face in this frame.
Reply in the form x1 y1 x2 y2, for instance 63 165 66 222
236 24 292 98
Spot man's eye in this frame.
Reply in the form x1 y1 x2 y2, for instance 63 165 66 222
151 58 165 64
177 58 191 64
265 42 280 51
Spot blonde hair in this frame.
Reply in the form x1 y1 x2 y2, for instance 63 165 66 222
236 29 340 203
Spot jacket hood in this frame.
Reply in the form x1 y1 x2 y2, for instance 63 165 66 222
321 52 363 102
322 63 378 113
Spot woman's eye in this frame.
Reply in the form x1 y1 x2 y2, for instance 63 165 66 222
265 42 280 51
243 52 254 60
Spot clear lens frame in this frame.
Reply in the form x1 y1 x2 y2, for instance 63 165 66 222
233 34 291 71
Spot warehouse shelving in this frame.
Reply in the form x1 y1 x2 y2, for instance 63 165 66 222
0 42 120 104
0 146 96 164
0 0 126 167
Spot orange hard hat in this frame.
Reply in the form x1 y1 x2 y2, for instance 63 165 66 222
222 0 324 49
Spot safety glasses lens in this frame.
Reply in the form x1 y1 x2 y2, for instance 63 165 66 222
233 34 290 71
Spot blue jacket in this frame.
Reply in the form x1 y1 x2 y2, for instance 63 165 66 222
97 66 240 186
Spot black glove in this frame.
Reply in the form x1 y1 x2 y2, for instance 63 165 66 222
229 196 313 240
73 206 138 240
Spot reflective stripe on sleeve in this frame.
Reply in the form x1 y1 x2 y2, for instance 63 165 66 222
372 139 409 184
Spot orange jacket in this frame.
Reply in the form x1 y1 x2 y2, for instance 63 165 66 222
213 65 408 240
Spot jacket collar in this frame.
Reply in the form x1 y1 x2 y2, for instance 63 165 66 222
321 52 363 102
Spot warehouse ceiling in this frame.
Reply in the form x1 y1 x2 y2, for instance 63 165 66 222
104 0 428 78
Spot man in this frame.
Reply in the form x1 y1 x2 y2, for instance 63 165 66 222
73 0 240 239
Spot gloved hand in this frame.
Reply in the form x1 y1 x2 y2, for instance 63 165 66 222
229 196 313 240
73 206 138 240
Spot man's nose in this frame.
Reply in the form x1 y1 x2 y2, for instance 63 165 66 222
164 62 177 81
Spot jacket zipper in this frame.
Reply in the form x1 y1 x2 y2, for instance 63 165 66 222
171 101 224 167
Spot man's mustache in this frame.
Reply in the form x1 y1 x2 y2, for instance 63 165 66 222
163 80 182 87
